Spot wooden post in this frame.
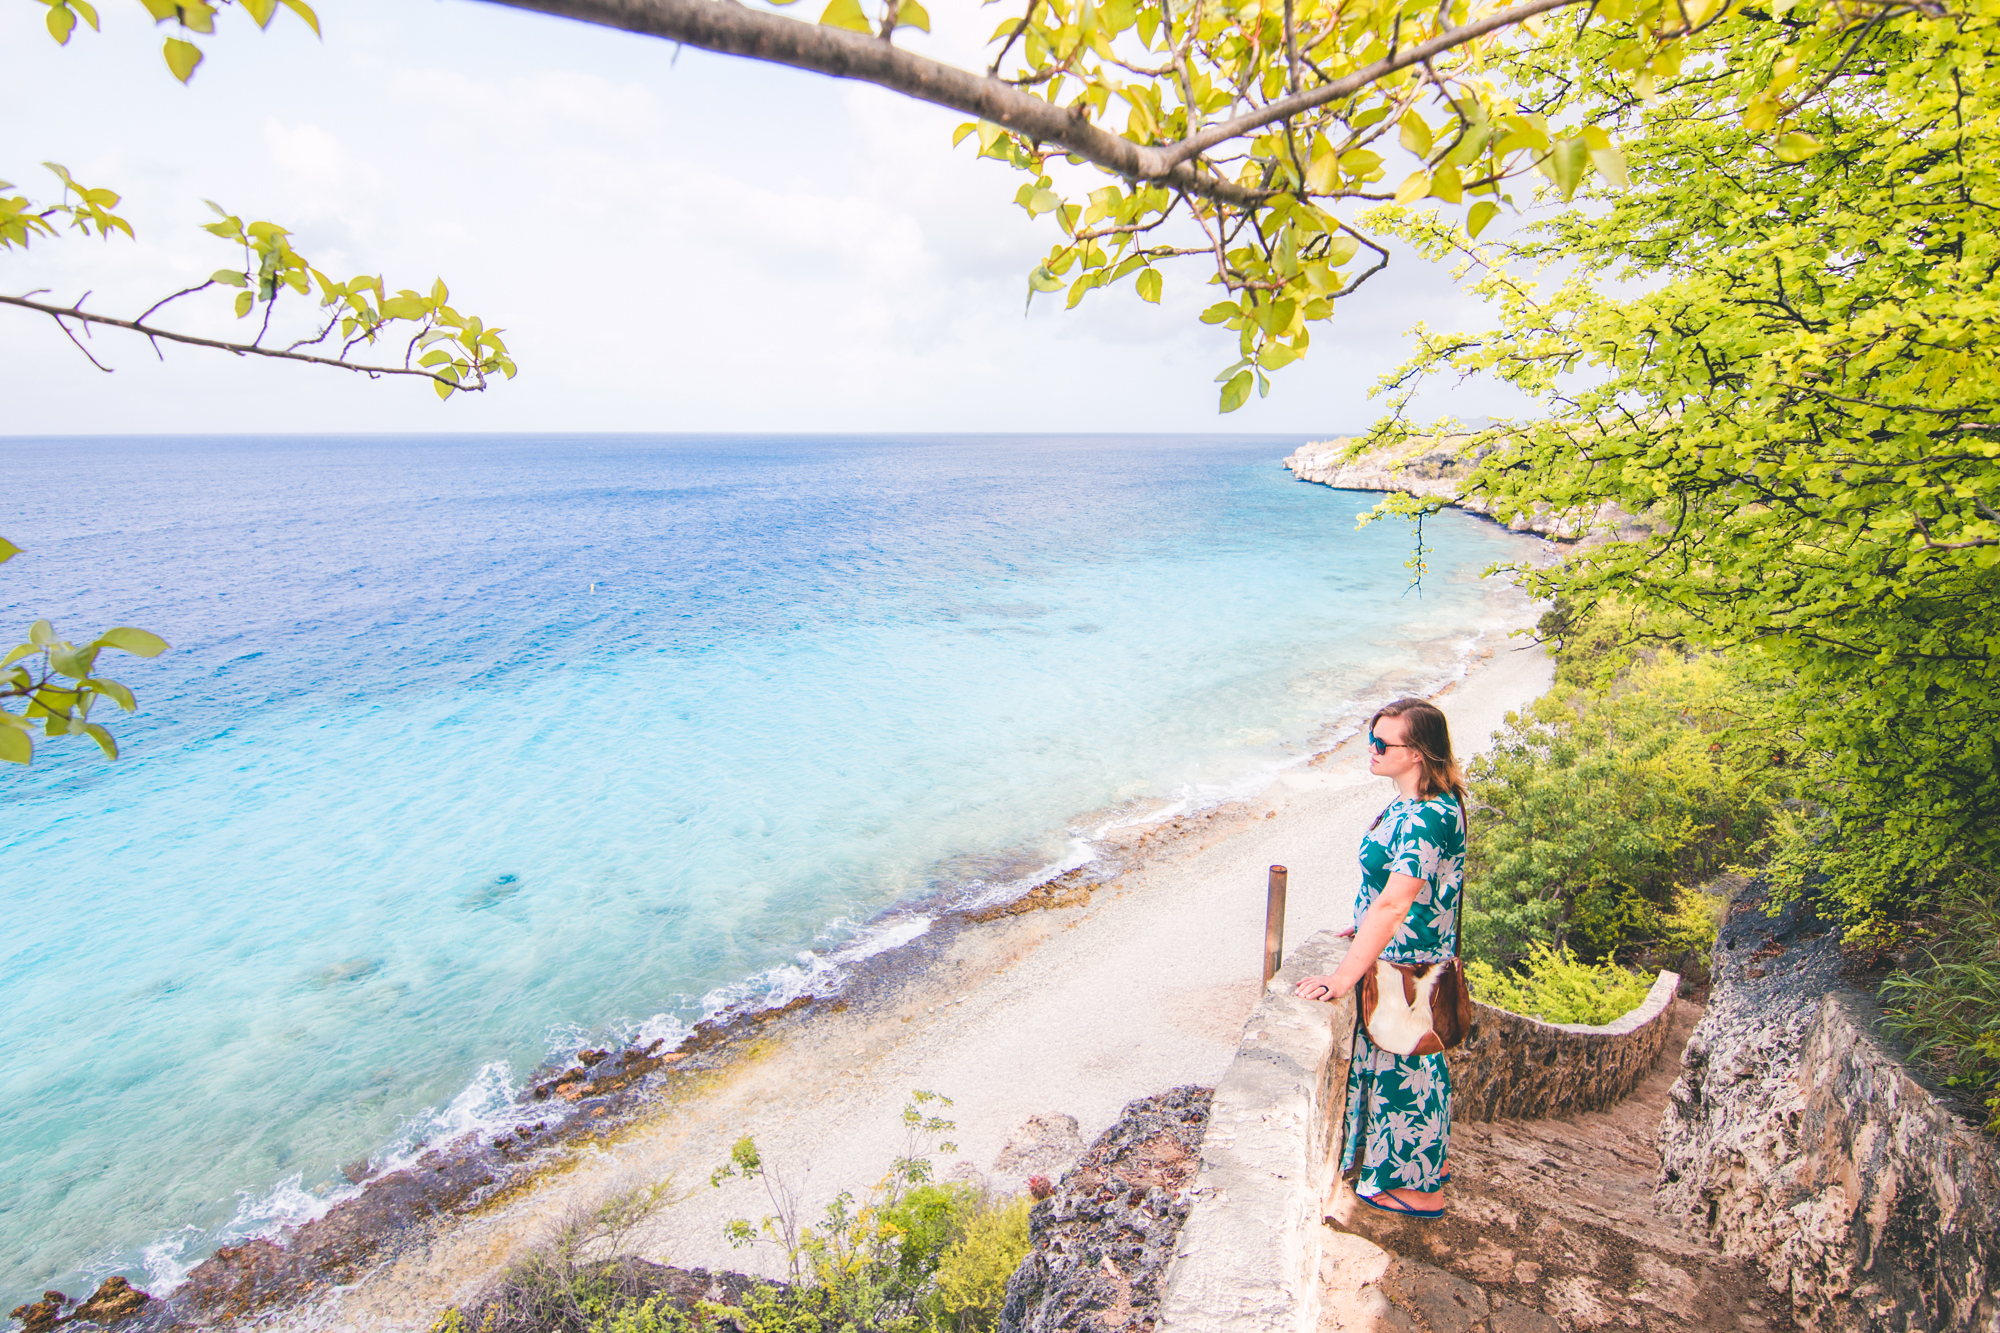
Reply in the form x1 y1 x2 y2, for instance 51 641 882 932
1262 864 1288 988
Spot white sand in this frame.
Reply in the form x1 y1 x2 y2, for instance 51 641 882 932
306 636 1554 1331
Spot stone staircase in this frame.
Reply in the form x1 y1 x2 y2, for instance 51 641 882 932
1317 1002 1788 1333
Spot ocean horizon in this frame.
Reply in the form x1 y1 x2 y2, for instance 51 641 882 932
0 432 1534 1303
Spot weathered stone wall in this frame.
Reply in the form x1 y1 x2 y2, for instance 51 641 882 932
1153 931 1682 1333
1659 889 2000 1333
1448 971 1681 1122
1154 931 1355 1333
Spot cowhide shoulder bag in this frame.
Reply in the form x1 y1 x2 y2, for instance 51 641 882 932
1356 950 1472 1057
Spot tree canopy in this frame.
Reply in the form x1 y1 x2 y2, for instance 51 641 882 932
1364 0 2000 941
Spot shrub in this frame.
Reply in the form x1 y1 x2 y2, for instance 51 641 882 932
1465 640 1783 965
1878 879 2000 1134
1465 942 1658 1026
923 1196 1033 1333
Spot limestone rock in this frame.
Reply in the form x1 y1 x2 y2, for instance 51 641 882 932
999 1086 1211 1333
994 1114 1085 1179
1657 882 2000 1333
1282 439 1646 543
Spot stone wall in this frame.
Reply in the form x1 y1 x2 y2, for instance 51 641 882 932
1449 971 1681 1122
1659 889 2000 1333
1154 931 1682 1333
1154 931 1355 1333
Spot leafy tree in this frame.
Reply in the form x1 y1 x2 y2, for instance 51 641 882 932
1361 3 2000 942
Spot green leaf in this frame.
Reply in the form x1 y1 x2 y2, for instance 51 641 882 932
0 536 19 565
1429 165 1463 203
1588 145 1630 189
211 268 248 287
162 36 203 84
233 289 254 319
819 0 872 32
1394 171 1432 205
1399 112 1434 159
47 5 76 44
86 676 137 711
1136 269 1162 303
79 721 117 759
1218 369 1253 413
0 726 29 765
952 122 978 147
29 620 55 648
895 0 930 30
1259 342 1301 370
1774 132 1824 162
1199 300 1240 324
92 627 169 658
48 645 97 679
279 0 320 35
1306 147 1340 194
1028 265 1064 293
1467 200 1500 238
1545 137 1589 201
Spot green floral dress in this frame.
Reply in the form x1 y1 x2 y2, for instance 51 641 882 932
1339 789 1466 1196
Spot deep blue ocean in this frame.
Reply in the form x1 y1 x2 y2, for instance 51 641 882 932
0 433 1528 1302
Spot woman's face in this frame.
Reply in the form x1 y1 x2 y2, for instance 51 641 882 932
1368 712 1423 784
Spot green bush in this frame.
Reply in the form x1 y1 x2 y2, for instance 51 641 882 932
1465 647 1781 965
1465 942 1658 1026
1878 880 2000 1133
923 1196 1032 1333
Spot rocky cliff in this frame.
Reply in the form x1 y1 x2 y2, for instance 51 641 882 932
1658 883 2000 1333
1282 437 1644 543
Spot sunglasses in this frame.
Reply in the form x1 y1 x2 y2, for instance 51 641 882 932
1367 732 1411 754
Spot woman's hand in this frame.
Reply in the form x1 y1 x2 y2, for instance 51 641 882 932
1294 973 1352 1002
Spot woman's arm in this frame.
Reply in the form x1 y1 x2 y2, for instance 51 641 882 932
1293 871 1423 1002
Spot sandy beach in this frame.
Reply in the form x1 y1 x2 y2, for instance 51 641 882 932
279 627 1553 1332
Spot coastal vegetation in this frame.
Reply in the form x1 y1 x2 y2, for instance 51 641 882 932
442 1095 1033 1333
1355 0 2000 1119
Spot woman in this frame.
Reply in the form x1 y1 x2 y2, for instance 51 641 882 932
1293 697 1467 1219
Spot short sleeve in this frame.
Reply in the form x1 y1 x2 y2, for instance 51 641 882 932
1384 805 1443 883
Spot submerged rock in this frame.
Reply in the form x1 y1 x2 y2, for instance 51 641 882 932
9 1293 66 1333
999 1085 1211 1333
72 1278 149 1326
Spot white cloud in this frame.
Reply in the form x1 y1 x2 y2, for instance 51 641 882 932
0 0 1533 434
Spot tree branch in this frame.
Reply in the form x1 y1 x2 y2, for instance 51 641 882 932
1 293 483 390
477 0 1591 203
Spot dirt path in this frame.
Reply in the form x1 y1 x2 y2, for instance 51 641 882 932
1318 1004 1788 1333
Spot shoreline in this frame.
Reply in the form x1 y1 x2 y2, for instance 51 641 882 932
43 543 1548 1331
211 614 1556 1332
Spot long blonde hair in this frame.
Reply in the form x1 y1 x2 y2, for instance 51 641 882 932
1370 698 1467 806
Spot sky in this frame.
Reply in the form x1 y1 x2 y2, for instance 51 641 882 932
2 0 1536 434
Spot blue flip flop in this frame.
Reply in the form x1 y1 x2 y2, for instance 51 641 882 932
1357 1190 1444 1220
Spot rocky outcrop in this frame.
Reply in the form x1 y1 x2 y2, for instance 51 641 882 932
999 1087 1212 1333
1448 972 1682 1122
1658 883 2000 1333
8 1279 152 1333
1282 438 1643 542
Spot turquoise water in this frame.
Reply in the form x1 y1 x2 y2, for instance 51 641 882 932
0 434 1528 1302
